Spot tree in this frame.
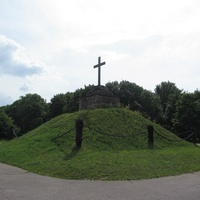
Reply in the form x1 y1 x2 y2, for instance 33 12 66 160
140 90 163 122
0 111 19 139
6 94 48 134
106 81 120 96
119 81 143 110
106 81 144 110
172 91 200 134
155 81 182 129
49 93 68 119
49 91 82 119
155 81 181 112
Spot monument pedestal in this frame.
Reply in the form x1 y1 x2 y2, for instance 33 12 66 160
79 85 120 110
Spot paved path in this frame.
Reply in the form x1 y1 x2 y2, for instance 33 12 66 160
0 163 200 200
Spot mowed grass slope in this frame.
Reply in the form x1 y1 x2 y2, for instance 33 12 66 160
0 108 199 180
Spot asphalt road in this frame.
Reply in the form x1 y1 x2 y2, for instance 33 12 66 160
0 163 200 200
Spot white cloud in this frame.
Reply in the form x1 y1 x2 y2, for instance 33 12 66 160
35 0 200 45
106 32 200 92
0 35 43 77
0 0 200 106
20 84 30 92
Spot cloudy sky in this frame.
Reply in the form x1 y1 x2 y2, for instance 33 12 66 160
0 0 200 106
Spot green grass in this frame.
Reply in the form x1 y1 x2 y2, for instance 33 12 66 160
0 108 199 180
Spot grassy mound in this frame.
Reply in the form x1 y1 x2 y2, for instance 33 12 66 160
0 108 199 180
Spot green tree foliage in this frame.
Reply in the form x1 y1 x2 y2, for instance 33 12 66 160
106 81 163 122
155 81 182 129
119 81 143 110
155 81 181 112
140 90 163 122
1 79 199 141
6 94 48 134
0 111 19 139
105 81 120 96
62 92 76 114
49 93 68 118
49 91 82 119
172 90 200 134
106 80 143 109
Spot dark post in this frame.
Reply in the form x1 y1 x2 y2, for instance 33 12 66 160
148 125 154 149
75 119 83 148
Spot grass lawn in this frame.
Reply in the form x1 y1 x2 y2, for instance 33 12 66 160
0 108 199 180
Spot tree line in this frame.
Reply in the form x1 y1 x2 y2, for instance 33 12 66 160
0 80 199 140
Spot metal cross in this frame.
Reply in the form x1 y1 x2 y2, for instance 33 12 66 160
93 56 106 86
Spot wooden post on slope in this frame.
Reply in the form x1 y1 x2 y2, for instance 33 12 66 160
75 119 83 148
192 131 197 144
148 125 154 149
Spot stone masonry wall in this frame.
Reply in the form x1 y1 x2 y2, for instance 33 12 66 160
79 94 120 110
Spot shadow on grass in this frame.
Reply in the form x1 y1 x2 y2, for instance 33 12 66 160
64 146 80 161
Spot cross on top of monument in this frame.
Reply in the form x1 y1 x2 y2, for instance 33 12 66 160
93 56 106 86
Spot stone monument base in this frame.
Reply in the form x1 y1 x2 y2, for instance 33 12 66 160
79 85 120 110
